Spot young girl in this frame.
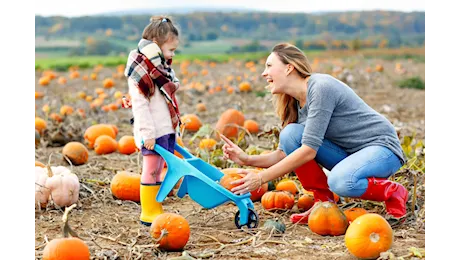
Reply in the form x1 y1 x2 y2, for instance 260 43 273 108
124 16 181 226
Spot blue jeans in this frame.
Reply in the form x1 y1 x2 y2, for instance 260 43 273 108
279 123 403 197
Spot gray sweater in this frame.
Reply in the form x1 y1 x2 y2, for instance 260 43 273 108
297 73 405 164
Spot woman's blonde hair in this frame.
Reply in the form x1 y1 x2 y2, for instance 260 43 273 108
142 16 179 46
271 43 313 128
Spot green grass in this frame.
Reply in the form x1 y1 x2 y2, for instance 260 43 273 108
398 77 425 90
181 40 234 54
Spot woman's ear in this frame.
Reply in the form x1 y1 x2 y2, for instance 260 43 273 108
286 64 294 75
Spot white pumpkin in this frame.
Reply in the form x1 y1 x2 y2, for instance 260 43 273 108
35 166 80 208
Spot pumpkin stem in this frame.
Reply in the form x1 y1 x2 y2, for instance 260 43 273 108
62 204 80 238
152 229 169 244
46 165 54 177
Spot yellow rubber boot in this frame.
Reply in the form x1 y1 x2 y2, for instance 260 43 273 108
140 183 163 226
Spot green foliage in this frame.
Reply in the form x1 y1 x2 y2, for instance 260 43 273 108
400 133 425 173
398 77 425 90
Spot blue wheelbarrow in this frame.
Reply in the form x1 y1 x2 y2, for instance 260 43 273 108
153 143 259 229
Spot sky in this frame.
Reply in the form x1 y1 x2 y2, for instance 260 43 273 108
36 0 425 17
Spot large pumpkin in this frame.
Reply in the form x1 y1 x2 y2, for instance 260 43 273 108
215 109 245 139
35 166 80 208
110 171 141 202
150 213 190 251
243 120 259 134
84 124 116 149
345 213 393 259
180 114 202 132
308 201 349 236
261 191 295 210
62 142 89 165
94 135 118 155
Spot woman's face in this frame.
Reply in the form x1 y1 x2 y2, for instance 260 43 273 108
261 52 289 94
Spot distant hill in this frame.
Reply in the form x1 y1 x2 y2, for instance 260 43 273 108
35 10 424 56
96 6 258 16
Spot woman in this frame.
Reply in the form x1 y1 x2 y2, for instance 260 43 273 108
222 43 408 224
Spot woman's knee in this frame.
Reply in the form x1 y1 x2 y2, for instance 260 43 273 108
279 123 304 155
327 169 358 197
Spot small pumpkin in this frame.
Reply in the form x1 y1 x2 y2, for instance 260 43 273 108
345 213 393 259
35 91 45 99
35 117 47 134
42 205 90 260
261 191 295 210
239 81 251 92
60 105 74 116
118 135 138 155
297 192 315 211
262 219 286 234
83 124 116 149
35 166 80 208
49 113 63 123
344 208 368 224
62 142 89 165
308 201 349 236
276 179 298 195
111 171 141 202
103 78 115 88
94 135 118 155
219 172 243 191
244 120 259 134
180 114 202 132
39 76 51 86
221 168 267 200
215 109 245 139
58 76 67 85
150 213 190 251
196 103 207 112
199 138 217 150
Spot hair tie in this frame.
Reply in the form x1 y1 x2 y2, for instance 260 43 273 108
161 18 168 23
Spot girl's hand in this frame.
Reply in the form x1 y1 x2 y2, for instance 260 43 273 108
220 134 249 166
230 169 263 195
143 138 156 150
122 96 132 108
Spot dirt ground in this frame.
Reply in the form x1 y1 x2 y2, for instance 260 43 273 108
35 56 425 259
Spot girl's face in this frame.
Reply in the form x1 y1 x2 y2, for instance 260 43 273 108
161 37 179 60
261 52 290 94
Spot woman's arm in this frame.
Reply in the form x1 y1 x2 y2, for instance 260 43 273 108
245 149 286 168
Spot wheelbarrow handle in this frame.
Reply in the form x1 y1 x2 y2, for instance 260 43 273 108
174 143 194 159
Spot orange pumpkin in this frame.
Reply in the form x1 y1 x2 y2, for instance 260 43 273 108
35 91 45 99
345 213 393 259
69 71 80 79
196 103 207 112
308 201 349 236
221 168 267 200
375 64 384 72
276 179 298 195
150 213 190 251
84 124 116 149
35 117 47 134
58 76 67 85
103 78 115 88
199 138 217 150
118 135 138 155
39 76 50 86
244 120 259 134
261 191 295 210
215 109 245 139
239 81 251 92
49 113 63 123
60 105 74 116
42 205 90 260
344 208 368 223
180 114 202 132
62 142 89 165
220 172 243 191
111 171 141 202
114 91 123 99
297 193 315 211
94 135 118 155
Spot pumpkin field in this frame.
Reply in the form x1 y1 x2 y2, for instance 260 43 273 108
35 52 425 259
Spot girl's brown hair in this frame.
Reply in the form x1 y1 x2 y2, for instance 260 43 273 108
271 43 313 128
142 16 179 45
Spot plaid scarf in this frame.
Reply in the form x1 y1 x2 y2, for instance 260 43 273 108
125 39 181 130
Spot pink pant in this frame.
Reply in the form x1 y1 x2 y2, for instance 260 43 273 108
141 154 165 184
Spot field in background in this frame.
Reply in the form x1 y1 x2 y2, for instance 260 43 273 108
36 47 425 71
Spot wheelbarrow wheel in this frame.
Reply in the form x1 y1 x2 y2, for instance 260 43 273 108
234 208 259 229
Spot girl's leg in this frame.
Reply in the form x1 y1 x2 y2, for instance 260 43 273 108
140 154 165 226
327 146 407 218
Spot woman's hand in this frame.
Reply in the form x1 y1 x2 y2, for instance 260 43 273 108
220 134 249 166
230 169 263 195
143 138 156 150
